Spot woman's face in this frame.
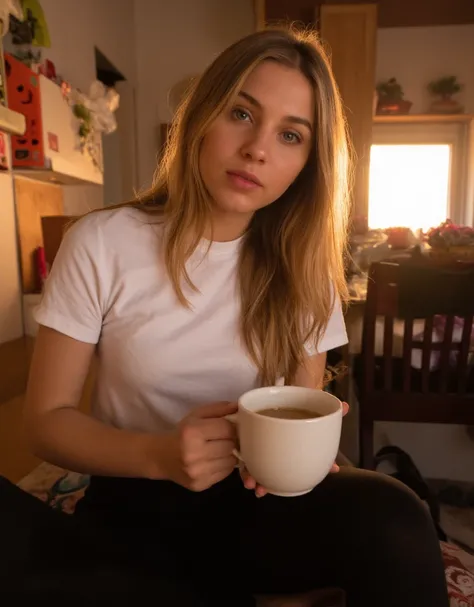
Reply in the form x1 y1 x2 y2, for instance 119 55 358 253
199 61 314 222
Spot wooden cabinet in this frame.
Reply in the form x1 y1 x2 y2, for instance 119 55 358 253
263 0 474 28
253 0 266 30
14 177 64 294
320 4 377 223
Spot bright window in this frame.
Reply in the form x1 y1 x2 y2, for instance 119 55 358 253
368 144 451 231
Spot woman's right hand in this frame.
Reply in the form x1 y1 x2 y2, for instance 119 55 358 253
155 401 238 491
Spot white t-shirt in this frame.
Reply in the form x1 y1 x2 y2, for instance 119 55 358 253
35 207 348 433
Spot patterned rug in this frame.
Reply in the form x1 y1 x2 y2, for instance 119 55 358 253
18 462 89 513
19 463 474 606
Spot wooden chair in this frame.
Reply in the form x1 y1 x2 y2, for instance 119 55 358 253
355 259 474 469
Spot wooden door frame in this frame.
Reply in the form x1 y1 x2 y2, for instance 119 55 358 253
254 0 266 30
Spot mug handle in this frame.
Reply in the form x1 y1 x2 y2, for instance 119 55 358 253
225 413 244 464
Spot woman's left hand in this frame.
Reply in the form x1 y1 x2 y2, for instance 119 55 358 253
240 401 350 498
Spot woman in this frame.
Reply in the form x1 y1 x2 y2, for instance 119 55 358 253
0 26 448 607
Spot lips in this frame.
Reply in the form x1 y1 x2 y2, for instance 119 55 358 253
227 170 263 187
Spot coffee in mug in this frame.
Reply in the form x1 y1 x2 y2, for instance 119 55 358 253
258 407 322 420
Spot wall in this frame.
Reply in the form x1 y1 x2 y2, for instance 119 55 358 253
39 0 137 92
6 0 254 206
1 1 137 346
1 0 253 344
133 0 255 189
39 0 138 214
109 80 139 204
376 25 474 114
39 0 255 205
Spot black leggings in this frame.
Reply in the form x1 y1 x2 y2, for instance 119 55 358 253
0 468 449 606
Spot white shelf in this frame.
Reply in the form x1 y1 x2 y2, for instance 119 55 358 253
0 105 26 135
374 114 474 124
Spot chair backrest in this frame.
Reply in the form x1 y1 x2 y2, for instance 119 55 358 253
362 259 474 396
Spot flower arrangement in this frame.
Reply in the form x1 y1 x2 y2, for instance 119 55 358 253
72 102 92 139
425 220 474 259
63 81 120 172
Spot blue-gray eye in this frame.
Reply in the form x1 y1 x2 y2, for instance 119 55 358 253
281 131 301 144
232 108 250 121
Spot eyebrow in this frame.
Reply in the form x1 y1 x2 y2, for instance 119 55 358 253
238 91 313 132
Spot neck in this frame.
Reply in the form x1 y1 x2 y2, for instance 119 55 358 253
205 210 254 242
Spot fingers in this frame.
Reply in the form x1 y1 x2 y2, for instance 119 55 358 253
330 462 340 473
191 401 237 419
181 417 237 447
203 439 236 460
342 402 349 416
240 467 256 490
205 455 237 477
240 468 267 497
186 405 238 442
195 455 237 487
199 417 238 441
187 455 236 490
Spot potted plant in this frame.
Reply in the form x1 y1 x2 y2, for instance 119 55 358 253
427 76 464 114
376 78 413 115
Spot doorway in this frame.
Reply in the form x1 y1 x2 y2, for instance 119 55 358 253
95 48 138 206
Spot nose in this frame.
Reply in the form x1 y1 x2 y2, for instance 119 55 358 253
239 130 268 164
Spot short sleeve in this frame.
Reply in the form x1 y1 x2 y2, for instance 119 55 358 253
304 294 348 356
34 215 108 344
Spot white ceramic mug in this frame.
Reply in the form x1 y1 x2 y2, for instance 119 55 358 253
232 386 343 497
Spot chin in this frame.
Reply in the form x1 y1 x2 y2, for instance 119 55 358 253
213 193 263 215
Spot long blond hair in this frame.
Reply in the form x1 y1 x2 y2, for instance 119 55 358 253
98 26 350 385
